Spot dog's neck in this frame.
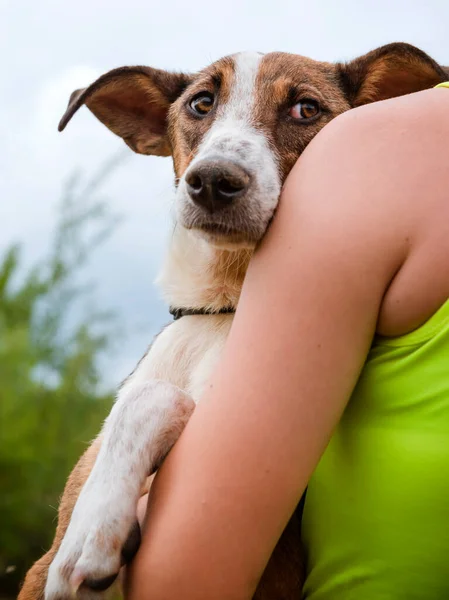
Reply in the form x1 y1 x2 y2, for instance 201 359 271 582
157 225 252 313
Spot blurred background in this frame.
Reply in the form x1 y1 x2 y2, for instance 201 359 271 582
1 0 448 596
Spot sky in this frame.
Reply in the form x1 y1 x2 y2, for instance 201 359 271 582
1 0 448 385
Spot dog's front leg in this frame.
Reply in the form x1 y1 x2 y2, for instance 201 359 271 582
45 380 195 600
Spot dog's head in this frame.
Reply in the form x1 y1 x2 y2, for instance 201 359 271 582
60 43 447 250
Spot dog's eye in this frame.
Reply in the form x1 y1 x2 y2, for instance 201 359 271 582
289 100 320 120
189 92 214 116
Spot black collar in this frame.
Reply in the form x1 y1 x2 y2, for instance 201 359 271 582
169 306 235 320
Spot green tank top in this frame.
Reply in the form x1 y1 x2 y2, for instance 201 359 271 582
302 298 449 599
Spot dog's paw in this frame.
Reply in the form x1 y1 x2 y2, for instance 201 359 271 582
45 503 140 600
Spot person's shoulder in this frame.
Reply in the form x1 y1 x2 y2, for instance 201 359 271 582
285 88 449 253
282 89 449 337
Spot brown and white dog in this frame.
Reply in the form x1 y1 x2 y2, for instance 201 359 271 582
19 43 448 600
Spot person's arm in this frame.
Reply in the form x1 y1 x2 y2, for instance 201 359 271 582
126 95 425 600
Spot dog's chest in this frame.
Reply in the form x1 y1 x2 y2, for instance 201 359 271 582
148 313 234 401
186 315 234 399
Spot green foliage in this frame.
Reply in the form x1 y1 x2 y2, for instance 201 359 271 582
0 164 123 598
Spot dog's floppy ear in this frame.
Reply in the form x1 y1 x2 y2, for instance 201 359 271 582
58 66 192 156
338 43 447 107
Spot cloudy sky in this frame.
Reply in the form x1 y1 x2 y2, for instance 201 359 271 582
2 0 448 385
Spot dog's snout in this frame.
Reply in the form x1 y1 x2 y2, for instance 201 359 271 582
185 160 250 213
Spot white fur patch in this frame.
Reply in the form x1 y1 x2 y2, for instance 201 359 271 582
156 226 252 312
190 51 280 193
215 50 263 127
177 51 281 241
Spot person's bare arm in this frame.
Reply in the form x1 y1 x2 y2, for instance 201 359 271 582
125 92 442 600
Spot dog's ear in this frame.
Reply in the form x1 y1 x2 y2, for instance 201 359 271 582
58 66 192 156
338 43 447 107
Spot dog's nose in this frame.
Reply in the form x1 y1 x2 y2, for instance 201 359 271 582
185 160 250 213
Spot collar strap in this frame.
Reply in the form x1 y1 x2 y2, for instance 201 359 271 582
169 306 236 320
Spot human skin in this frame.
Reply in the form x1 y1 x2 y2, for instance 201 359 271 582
126 88 449 600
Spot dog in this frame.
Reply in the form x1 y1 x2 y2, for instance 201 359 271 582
18 43 448 600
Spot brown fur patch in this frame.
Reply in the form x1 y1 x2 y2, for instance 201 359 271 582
169 56 235 178
59 67 192 156
254 53 351 180
254 508 304 600
338 42 447 106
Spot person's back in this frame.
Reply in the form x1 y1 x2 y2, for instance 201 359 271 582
302 85 449 599
303 302 449 598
